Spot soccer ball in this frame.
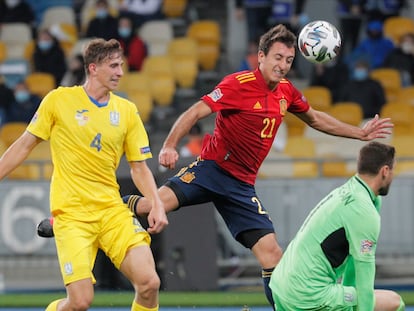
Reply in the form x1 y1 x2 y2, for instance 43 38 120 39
298 20 341 64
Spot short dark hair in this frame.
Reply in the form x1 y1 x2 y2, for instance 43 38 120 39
83 38 123 74
357 141 395 175
258 24 297 56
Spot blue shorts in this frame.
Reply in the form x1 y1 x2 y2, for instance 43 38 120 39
165 159 275 248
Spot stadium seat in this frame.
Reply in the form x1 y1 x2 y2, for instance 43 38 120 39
187 20 221 71
162 0 188 18
0 122 27 147
139 20 174 56
127 91 154 124
396 86 414 106
384 16 414 45
0 23 32 59
301 86 332 111
329 101 363 126
391 135 414 176
168 37 199 88
118 72 151 95
321 155 354 178
0 42 7 63
142 55 176 106
370 68 402 102
283 136 319 178
284 112 307 137
25 141 53 180
380 101 414 136
25 72 56 98
40 6 76 29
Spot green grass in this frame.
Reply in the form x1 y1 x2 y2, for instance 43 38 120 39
0 290 413 307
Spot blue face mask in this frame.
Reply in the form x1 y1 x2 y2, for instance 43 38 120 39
118 27 132 38
96 8 108 19
353 68 368 81
38 40 53 51
15 90 30 103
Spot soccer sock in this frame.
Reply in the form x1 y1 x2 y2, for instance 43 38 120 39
45 298 64 311
396 297 405 311
123 195 142 217
131 300 158 311
262 267 275 310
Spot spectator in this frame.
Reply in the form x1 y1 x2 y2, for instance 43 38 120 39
238 40 259 71
336 0 365 56
85 0 118 40
235 0 273 42
338 59 386 119
32 28 67 86
383 32 414 86
347 20 394 69
7 80 40 123
116 15 147 71
0 76 15 125
0 0 35 29
309 57 350 102
60 54 86 86
119 0 163 29
269 0 308 34
179 122 204 158
364 0 407 22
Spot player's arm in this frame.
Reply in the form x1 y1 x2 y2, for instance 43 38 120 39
129 160 168 234
295 107 393 141
159 100 212 169
352 259 376 311
0 131 41 180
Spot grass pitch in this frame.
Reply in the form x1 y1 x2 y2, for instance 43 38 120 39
0 290 413 308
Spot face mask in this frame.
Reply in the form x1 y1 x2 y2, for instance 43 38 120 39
118 27 132 38
401 42 414 54
353 68 368 81
14 90 30 103
96 8 108 19
5 0 20 8
38 40 53 51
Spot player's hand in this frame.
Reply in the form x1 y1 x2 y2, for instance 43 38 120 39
159 146 179 170
360 114 394 141
146 201 168 234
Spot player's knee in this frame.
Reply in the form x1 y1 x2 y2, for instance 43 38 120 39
134 274 160 300
392 293 405 311
67 294 93 311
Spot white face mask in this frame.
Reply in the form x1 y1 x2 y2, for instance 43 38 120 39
401 42 414 55
5 0 20 8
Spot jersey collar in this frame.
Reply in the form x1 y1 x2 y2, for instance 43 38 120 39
353 175 381 211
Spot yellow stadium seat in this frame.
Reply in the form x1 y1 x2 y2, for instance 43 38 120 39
321 155 354 178
118 72 150 94
391 135 414 176
396 86 414 106
284 112 307 137
0 122 27 147
384 16 414 45
25 72 56 98
168 37 199 88
187 20 221 71
127 91 154 124
301 86 332 111
329 101 363 126
370 68 402 102
0 42 7 63
162 0 188 18
380 101 414 136
283 136 318 177
40 6 76 29
0 23 32 59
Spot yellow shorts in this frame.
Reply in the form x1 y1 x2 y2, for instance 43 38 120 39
53 205 151 285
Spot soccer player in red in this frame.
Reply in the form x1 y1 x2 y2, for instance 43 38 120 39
39 24 393 309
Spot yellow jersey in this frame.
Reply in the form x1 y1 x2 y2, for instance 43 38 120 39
27 86 152 214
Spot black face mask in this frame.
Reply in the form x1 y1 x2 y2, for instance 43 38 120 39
367 31 382 40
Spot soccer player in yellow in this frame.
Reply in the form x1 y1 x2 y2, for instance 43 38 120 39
0 38 168 311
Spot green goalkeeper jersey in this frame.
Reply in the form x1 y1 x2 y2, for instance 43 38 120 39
270 175 381 310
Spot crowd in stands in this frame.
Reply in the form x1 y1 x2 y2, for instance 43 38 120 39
1 0 414 178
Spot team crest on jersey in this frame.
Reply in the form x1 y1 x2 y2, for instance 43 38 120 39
360 239 374 254
180 171 195 183
75 109 89 126
110 111 120 126
279 98 287 116
207 88 223 102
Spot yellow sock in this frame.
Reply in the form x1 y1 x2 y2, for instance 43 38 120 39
131 300 158 311
45 299 64 311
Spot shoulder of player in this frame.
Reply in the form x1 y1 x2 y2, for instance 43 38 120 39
225 70 258 86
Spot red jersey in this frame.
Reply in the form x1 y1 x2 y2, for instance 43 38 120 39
200 69 310 185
